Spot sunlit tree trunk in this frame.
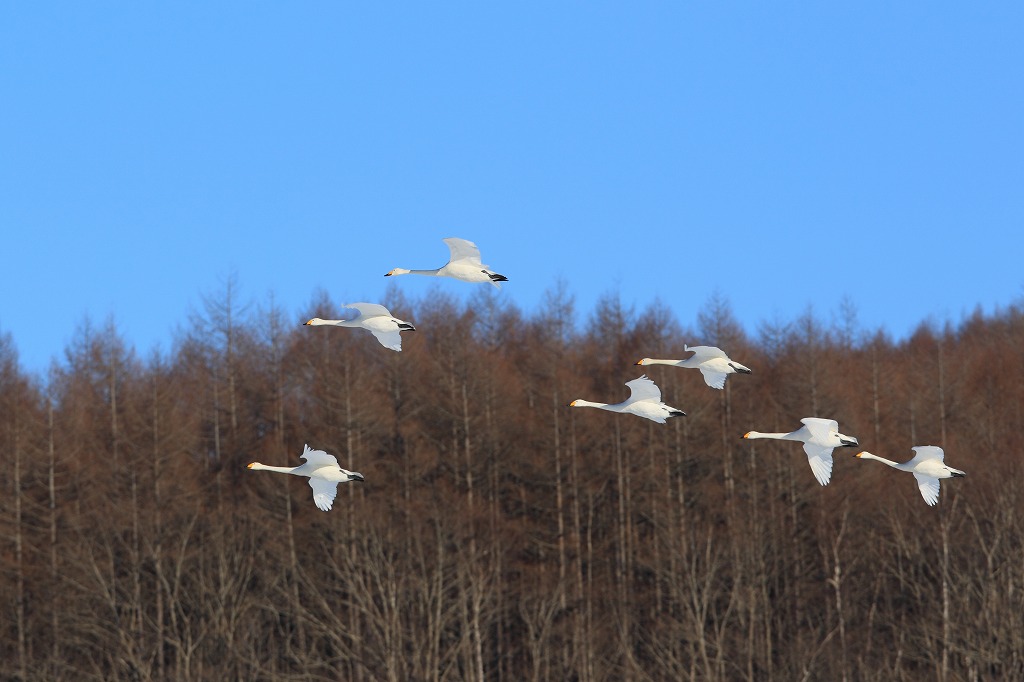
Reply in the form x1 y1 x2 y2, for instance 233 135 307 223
647 421 662 615
486 384 507 682
872 345 882 445
612 418 630 670
553 389 567 609
149 375 165 682
48 394 61 676
461 381 486 682
271 300 306 659
940 501 954 682
568 411 590 682
721 385 735 501
13 425 28 682
825 505 850 682
938 341 947 448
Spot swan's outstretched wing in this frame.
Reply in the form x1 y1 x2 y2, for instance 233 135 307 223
907 445 944 467
802 442 835 486
686 345 728 362
624 375 663 404
443 237 483 265
800 418 840 442
369 329 403 352
913 473 940 506
699 367 728 390
308 478 339 511
343 302 393 320
300 444 340 468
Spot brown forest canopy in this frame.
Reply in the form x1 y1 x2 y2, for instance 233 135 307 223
1 284 1023 681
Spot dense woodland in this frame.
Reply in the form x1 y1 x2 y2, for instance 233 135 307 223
2 282 1023 681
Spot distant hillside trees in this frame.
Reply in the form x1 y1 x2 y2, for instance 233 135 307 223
1 288 1022 681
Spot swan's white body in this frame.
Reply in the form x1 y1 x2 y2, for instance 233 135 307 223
385 237 508 288
743 417 859 486
856 446 965 506
636 344 752 390
247 444 364 511
569 375 686 424
305 302 415 351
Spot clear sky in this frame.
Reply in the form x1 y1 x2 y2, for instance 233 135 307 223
2 3 1022 375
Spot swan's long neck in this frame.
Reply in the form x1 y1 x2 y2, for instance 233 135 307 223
745 430 802 442
309 318 355 327
572 399 613 411
855 452 906 470
248 463 300 475
641 358 683 367
391 267 440 276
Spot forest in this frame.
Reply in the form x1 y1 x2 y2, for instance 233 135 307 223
1 281 1022 681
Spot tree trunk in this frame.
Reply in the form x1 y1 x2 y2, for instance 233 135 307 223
150 378 165 682
48 397 61 676
14 425 28 682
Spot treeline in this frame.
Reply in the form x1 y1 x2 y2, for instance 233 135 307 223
1 283 1022 681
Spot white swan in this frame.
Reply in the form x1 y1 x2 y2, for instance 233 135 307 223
385 237 508 287
568 375 686 424
855 446 965 506
247 444 364 511
743 418 859 485
636 344 752 390
304 302 415 351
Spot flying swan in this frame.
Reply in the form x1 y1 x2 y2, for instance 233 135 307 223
636 344 752 390
247 444 364 511
743 418 859 485
855 446 965 506
568 375 686 424
304 302 415 351
385 237 508 287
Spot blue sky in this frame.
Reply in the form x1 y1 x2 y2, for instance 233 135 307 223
2 3 1022 375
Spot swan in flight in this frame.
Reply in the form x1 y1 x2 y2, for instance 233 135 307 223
743 418 859 485
855 446 965 506
568 375 686 424
636 345 752 390
385 237 508 287
304 302 415 351
247 444 364 511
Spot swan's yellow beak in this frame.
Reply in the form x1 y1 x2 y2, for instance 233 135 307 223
743 432 751 439
568 400 578 407
246 462 256 469
634 359 644 365
385 269 395 276
855 452 865 458
304 319 313 326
